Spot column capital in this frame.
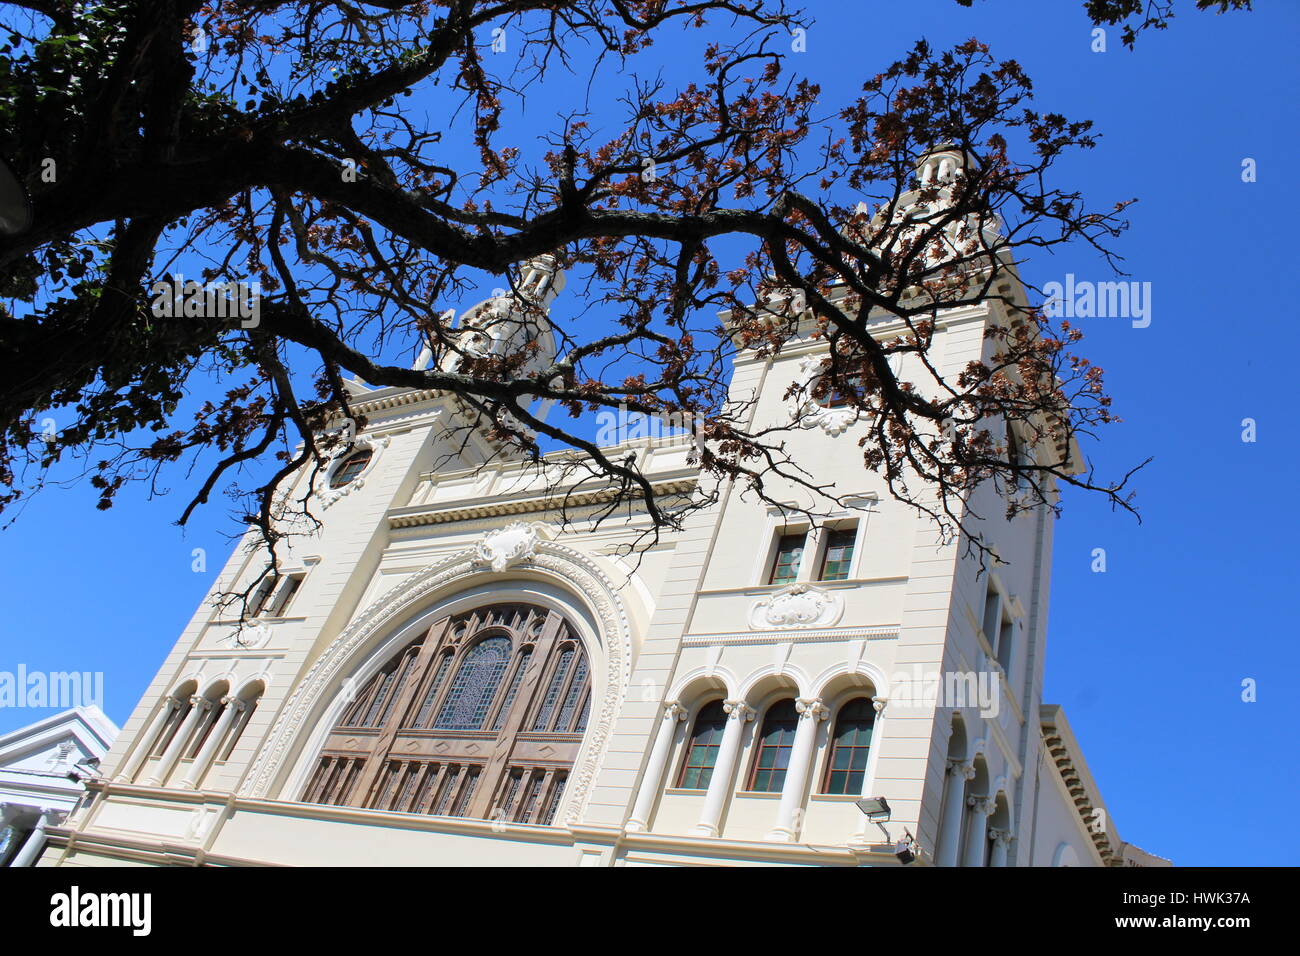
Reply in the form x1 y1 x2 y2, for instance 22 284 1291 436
871 696 888 715
967 794 996 816
795 698 828 720
723 700 754 721
221 696 248 712
947 758 976 781
189 695 213 710
663 701 686 721
988 827 1013 847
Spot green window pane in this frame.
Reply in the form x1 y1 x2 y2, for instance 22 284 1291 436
769 534 805 585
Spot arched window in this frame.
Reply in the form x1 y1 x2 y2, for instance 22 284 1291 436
301 603 588 826
217 690 261 763
329 448 372 488
435 636 511 730
185 688 227 758
747 699 798 792
821 697 875 794
148 687 195 757
677 700 727 790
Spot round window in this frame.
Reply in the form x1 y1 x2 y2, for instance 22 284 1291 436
329 448 373 489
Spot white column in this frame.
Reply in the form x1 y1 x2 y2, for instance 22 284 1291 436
181 697 246 790
988 827 1011 867
936 759 975 867
693 700 753 837
767 698 827 842
116 694 182 782
852 697 889 842
143 696 211 787
962 795 995 867
10 810 58 868
625 701 686 833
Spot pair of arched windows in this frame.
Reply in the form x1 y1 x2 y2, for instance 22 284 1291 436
302 603 589 826
677 696 875 795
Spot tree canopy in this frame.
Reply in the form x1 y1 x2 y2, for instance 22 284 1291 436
0 0 1252 605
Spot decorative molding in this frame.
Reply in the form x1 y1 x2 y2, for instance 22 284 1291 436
790 356 865 437
390 476 696 530
682 625 898 646
748 583 844 630
316 434 391 509
473 521 545 573
240 540 633 831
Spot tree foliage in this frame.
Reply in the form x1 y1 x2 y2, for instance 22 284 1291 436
0 0 1250 607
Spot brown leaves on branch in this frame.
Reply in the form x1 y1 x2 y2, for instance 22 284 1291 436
0 0 1196 609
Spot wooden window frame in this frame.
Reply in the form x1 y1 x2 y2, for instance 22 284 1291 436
328 447 373 489
676 699 728 790
816 524 858 581
820 696 876 795
301 603 589 824
767 532 807 586
745 699 799 793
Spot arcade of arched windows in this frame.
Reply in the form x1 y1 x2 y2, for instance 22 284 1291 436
119 679 265 791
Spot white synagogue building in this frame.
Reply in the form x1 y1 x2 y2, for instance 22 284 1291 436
39 154 1166 868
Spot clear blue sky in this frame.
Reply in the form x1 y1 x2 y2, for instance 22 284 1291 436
1 0 1295 865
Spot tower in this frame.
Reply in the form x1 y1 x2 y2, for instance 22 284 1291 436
41 205 1157 868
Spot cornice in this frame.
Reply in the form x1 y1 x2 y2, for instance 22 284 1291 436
681 625 899 646
1040 719 1116 866
54 787 909 867
389 476 698 529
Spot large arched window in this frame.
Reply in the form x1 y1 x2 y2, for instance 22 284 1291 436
747 699 798 792
821 697 875 794
302 603 589 826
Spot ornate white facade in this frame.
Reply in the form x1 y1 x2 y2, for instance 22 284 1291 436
37 252 1164 868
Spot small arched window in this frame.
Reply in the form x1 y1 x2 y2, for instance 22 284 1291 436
821 372 864 409
329 448 373 488
149 689 195 757
822 697 876 794
748 699 798 792
677 700 727 790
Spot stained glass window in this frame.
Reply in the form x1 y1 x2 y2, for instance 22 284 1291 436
410 652 455 728
554 655 589 732
540 774 567 825
491 647 533 731
532 646 575 731
435 636 511 730
748 699 798 792
303 604 590 823
822 697 875 795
